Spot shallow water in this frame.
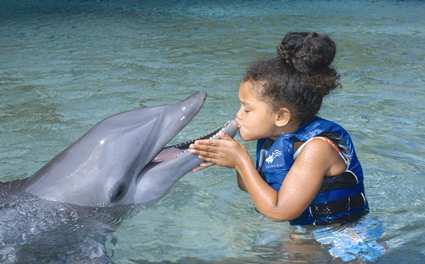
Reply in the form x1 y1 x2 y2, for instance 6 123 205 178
1 0 425 263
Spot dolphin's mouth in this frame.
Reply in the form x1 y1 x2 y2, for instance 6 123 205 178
142 127 221 172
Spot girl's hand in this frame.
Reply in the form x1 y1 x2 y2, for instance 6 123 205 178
189 132 247 169
192 161 214 172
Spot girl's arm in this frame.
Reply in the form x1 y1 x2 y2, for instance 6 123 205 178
190 135 341 221
234 140 334 220
236 171 247 192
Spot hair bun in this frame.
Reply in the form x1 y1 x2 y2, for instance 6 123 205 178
277 32 336 73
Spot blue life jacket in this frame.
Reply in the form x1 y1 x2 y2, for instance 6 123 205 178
256 116 369 225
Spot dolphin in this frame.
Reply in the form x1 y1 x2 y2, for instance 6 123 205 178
20 91 213 206
0 91 238 263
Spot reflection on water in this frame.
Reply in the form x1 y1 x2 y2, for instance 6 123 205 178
1 0 425 263
312 217 386 262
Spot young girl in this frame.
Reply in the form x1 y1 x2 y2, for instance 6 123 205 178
189 32 369 226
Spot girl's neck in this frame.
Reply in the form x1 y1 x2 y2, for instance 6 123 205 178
270 120 301 140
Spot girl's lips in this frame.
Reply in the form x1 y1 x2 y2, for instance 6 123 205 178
235 121 244 137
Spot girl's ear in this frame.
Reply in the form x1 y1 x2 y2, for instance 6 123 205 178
274 107 291 127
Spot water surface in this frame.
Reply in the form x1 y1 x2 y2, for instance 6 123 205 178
1 0 425 263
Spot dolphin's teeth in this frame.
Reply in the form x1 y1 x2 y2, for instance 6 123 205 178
151 120 238 166
168 127 221 150
165 120 238 151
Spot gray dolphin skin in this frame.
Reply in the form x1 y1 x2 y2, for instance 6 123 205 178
0 91 239 263
22 91 229 206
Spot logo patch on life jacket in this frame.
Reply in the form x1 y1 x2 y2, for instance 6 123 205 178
265 150 282 164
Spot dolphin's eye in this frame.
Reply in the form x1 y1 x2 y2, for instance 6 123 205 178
110 183 127 203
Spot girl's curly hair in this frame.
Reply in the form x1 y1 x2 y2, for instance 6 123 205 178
243 32 340 124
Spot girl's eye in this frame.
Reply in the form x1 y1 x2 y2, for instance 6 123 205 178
239 104 251 114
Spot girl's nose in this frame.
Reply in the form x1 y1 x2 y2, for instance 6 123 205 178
236 108 243 119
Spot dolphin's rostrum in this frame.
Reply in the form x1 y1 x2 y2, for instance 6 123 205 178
20 91 237 207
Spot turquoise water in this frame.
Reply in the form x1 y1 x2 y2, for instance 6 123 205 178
1 0 425 263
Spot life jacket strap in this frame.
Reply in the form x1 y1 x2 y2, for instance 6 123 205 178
320 170 359 192
311 193 366 216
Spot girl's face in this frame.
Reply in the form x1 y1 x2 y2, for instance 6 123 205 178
236 81 281 141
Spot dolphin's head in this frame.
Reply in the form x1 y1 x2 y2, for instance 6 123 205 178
25 92 211 207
